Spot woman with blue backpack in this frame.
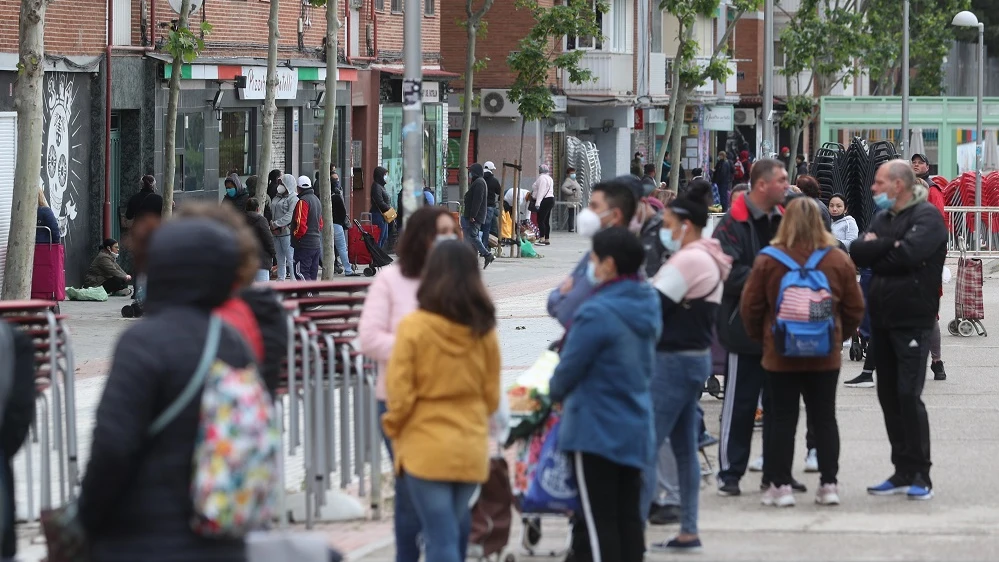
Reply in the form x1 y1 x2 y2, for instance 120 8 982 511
740 197 865 508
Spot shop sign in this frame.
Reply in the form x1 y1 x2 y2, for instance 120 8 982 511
239 67 299 100
422 82 440 104
704 105 734 131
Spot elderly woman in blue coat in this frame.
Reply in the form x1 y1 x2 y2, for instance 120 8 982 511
549 226 661 562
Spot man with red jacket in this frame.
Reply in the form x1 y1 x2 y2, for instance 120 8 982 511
911 153 947 381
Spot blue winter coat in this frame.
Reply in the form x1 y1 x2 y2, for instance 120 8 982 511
549 278 661 470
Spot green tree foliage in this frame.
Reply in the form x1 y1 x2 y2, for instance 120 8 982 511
507 0 604 166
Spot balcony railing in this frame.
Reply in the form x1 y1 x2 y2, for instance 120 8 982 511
563 52 634 97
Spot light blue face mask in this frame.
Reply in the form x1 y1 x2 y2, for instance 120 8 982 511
226 187 237 198
570 173 577 180
873 192 895 210
585 260 599 286
659 224 685 253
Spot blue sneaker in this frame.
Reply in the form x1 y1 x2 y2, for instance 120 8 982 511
651 537 703 553
867 475 911 496
907 475 934 501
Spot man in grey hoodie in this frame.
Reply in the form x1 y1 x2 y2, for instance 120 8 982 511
462 163 495 268
270 174 299 281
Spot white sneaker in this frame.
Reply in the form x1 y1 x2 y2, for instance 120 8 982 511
815 483 841 505
761 484 795 507
804 448 819 473
748 455 764 472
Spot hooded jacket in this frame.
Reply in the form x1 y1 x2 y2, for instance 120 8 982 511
640 210 669 279
331 179 350 227
382 310 500 483
291 185 323 250
370 167 391 214
78 218 254 562
270 174 299 237
831 213 859 250
464 164 488 224
223 173 250 212
484 171 502 207
741 243 865 372
850 194 947 330
245 209 276 269
712 192 783 355
549 278 662 470
651 238 733 351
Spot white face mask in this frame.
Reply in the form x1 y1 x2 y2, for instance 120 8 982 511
435 234 458 244
277 185 287 195
576 208 610 238
111 252 119 260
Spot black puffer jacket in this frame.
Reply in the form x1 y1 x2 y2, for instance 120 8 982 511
238 286 288 397
370 167 391 214
850 200 947 330
78 219 254 562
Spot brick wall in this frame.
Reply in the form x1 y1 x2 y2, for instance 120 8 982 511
734 17 762 96
0 0 107 55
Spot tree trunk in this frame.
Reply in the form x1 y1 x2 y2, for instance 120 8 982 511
257 0 280 201
3 0 48 300
655 23 691 184
162 0 192 219
515 117 526 231
668 88 687 193
458 22 478 199
789 123 801 182
318 0 339 280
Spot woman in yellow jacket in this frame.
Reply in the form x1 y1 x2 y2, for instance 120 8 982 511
382 239 501 562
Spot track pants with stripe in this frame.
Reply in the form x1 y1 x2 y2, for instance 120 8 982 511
718 353 770 485
569 452 644 562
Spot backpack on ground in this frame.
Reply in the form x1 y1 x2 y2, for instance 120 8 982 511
149 315 281 537
759 246 835 358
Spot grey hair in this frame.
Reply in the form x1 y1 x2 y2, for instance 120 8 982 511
883 159 917 190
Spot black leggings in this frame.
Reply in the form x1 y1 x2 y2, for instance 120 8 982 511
102 277 129 294
764 370 840 486
537 197 554 239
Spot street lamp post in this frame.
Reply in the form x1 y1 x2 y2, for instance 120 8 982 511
952 10 984 250
762 0 774 159
901 0 909 158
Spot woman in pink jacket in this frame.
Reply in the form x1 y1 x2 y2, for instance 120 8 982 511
358 205 459 562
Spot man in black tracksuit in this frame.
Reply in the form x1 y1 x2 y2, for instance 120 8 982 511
850 160 946 500
712 159 790 497
462 163 495 268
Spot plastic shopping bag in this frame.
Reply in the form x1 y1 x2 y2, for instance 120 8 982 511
65 286 108 302
521 417 581 514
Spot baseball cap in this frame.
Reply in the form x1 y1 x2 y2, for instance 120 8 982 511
911 153 929 164
483 161 496 172
297 175 312 189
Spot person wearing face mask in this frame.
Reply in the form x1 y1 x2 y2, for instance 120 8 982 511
328 167 359 277
483 161 502 242
561 167 581 233
84 238 133 295
359 207 460 562
549 227 661 562
635 179 672 279
291 176 325 280
222 173 250 211
827 193 858 250
642 182 731 553
371 166 393 248
270 174 299 280
463 163 496 269
713 158 798 498
850 159 946 501
547 177 639 327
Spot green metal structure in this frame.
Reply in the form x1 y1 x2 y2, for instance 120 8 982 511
818 96 999 178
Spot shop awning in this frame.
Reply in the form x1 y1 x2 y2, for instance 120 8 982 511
374 67 461 78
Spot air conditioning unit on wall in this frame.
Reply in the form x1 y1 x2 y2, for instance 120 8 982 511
734 108 755 126
480 89 520 118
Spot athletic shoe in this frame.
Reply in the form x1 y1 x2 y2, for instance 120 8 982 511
754 408 764 428
748 455 764 472
717 480 741 497
650 537 703 553
698 431 719 449
483 254 495 269
804 448 819 473
844 372 875 388
761 484 795 507
815 483 840 505
931 361 947 381
761 478 807 493
867 474 912 496
908 474 934 501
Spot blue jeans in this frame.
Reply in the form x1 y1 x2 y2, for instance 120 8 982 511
460 217 490 258
372 212 390 248
274 235 294 280
332 223 353 274
377 401 422 562
642 349 711 535
405 475 476 562
480 206 497 249
294 246 321 280
254 269 271 283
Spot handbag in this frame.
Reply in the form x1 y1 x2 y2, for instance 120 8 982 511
520 416 581 514
382 207 398 223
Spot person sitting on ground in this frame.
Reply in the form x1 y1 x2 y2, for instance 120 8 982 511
84 239 132 295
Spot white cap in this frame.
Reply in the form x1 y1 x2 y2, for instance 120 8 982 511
297 175 312 188
483 161 496 172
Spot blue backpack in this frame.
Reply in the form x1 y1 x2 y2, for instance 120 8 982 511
759 246 835 358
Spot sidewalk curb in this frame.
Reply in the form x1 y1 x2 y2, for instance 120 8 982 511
346 534 394 561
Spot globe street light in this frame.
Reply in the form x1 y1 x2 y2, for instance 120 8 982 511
952 10 984 250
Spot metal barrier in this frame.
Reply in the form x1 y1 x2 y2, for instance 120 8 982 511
0 300 79 520
944 206 999 258
268 280 384 528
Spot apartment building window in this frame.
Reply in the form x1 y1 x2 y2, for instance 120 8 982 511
774 41 786 67
567 0 603 50
375 0 384 11
425 0 434 15
391 0 402 12
651 7 663 53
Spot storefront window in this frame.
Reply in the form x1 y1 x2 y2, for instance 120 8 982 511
170 112 205 192
313 107 347 175
220 110 253 179
380 105 444 203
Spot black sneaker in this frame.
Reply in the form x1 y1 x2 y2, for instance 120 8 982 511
648 504 680 525
761 478 808 493
717 480 741 497
483 254 496 269
931 361 947 381
844 371 875 388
